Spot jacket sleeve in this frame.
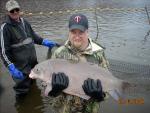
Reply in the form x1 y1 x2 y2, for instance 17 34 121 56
0 24 13 67
98 50 109 69
51 49 58 59
25 20 43 45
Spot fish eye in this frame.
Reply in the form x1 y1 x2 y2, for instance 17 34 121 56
34 68 41 74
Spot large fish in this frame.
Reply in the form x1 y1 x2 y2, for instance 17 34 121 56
29 59 130 101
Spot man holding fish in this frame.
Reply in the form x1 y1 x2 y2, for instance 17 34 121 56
49 14 109 113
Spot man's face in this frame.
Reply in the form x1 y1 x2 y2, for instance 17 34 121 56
69 29 89 50
8 8 20 21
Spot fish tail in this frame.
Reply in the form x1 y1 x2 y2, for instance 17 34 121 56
121 81 132 91
118 81 132 98
109 81 131 101
122 80 150 95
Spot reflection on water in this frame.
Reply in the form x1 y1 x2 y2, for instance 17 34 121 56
0 0 150 113
98 9 150 64
27 8 150 64
14 83 43 113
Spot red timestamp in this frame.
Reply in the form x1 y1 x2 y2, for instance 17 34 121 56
118 98 144 105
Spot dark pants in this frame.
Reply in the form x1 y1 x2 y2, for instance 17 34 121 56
12 73 34 97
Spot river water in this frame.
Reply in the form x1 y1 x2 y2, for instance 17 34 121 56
0 0 150 113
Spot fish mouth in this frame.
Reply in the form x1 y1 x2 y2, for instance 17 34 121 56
29 71 35 79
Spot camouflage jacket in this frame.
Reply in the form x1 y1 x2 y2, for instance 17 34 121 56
50 38 109 113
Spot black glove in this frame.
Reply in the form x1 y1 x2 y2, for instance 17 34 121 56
82 78 105 102
48 72 69 97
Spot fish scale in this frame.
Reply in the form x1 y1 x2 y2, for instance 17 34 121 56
29 59 131 101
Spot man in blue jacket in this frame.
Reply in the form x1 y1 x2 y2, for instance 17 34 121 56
0 0 59 99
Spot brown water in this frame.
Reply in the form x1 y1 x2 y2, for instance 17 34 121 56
0 0 150 113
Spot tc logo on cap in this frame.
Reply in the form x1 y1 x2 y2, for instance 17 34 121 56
69 14 89 31
74 16 81 23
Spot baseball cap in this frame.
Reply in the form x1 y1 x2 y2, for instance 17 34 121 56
69 14 88 32
6 0 20 12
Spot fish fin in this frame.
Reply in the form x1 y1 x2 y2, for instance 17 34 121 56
44 84 52 96
109 90 122 101
109 82 131 101
68 59 78 64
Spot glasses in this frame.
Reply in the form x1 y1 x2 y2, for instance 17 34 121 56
9 8 20 13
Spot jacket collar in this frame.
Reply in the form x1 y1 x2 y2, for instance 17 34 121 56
64 38 103 55
4 15 21 26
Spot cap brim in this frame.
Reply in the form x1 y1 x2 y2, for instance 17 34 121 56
69 25 86 32
8 6 20 11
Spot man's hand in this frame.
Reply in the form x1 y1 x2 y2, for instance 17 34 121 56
42 39 60 48
8 63 24 80
82 78 105 102
48 72 69 97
